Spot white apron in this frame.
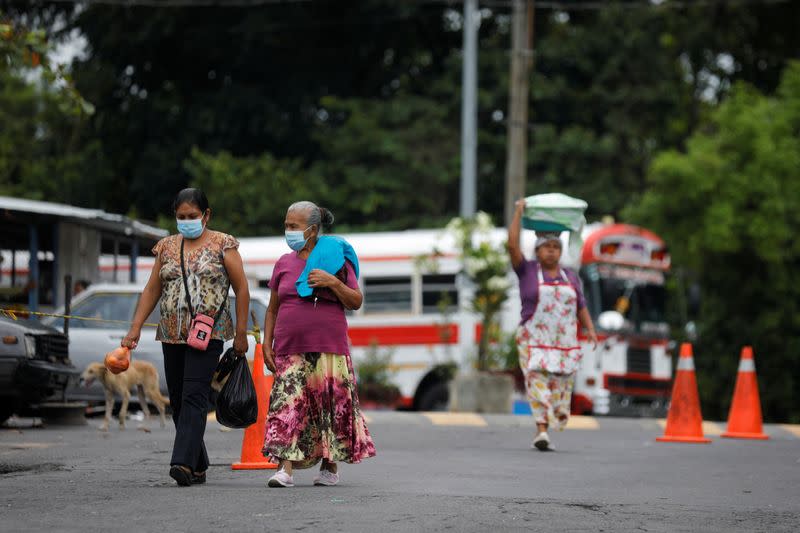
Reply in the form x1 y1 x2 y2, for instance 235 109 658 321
516 265 582 374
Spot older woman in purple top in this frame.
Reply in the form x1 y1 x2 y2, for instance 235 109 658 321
262 201 375 488
509 199 597 452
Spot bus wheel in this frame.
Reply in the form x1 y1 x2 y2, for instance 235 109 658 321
417 382 449 412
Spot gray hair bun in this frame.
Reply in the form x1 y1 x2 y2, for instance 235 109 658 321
319 207 335 230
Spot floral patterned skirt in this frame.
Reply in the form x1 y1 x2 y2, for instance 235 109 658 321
522 369 575 431
262 352 376 469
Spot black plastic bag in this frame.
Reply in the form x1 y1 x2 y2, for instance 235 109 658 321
215 348 258 429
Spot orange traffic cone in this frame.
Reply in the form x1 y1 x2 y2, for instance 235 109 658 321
232 343 278 470
722 346 769 440
657 343 712 444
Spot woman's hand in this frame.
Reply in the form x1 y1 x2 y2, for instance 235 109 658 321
233 331 249 356
263 345 277 373
121 327 141 350
307 269 340 289
586 328 598 350
515 198 526 214
578 308 598 349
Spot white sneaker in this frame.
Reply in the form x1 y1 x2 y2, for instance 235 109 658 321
313 468 340 486
267 468 294 488
532 431 554 451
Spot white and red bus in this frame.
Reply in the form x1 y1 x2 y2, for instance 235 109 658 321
565 223 672 416
90 222 673 415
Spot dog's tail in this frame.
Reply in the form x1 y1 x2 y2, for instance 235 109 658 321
147 386 169 406
157 390 169 405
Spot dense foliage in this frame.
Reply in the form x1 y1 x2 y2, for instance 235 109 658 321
625 62 800 422
1 1 798 420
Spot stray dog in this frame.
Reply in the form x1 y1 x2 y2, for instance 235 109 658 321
81 361 169 431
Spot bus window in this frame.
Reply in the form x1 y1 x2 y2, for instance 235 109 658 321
422 274 458 314
363 277 412 314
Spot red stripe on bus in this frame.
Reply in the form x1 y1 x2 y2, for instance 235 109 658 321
348 324 459 346
603 373 672 398
605 372 670 381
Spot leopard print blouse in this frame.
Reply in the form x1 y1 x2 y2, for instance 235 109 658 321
152 230 239 344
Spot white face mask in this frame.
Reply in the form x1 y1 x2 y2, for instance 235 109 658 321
285 226 312 251
177 217 205 239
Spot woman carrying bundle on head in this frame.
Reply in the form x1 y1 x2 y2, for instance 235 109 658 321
508 199 597 452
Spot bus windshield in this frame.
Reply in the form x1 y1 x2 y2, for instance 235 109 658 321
582 264 668 337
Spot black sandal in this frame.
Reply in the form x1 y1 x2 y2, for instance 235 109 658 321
169 465 192 486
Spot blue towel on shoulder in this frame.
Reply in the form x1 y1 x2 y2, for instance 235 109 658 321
296 235 360 298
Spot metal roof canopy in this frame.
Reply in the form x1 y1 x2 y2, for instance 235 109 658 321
0 196 168 310
0 196 169 249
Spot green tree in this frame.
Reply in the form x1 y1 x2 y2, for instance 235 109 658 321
6 1 799 227
1 11 96 202
625 61 800 423
183 148 328 237
57 2 460 219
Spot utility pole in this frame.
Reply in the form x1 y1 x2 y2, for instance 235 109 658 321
458 0 479 372
460 0 478 219
504 0 534 227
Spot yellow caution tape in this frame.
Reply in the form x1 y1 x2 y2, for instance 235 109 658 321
0 307 159 327
0 307 261 340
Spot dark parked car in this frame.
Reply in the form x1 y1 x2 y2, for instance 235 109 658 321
0 315 79 425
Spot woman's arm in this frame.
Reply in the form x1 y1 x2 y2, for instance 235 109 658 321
262 290 279 373
508 198 526 270
224 248 250 355
306 268 363 310
122 256 163 349
578 307 598 348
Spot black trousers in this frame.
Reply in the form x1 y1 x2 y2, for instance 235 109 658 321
162 340 223 472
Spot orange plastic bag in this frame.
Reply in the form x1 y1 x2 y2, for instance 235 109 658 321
104 346 131 374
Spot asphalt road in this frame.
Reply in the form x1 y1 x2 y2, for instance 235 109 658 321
1 412 798 532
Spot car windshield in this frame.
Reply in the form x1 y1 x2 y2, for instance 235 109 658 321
230 297 267 331
68 293 139 329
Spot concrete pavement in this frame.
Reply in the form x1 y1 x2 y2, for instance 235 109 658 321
1 412 798 532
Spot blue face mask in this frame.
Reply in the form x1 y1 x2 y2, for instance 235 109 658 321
177 217 205 240
285 226 312 251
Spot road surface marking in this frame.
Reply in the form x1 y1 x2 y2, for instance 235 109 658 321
423 412 488 427
780 424 800 438
0 442 55 450
702 421 723 435
566 416 599 430
656 419 723 436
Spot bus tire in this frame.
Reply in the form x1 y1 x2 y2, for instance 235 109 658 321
417 381 449 412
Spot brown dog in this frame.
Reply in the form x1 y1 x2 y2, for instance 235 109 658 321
81 361 169 431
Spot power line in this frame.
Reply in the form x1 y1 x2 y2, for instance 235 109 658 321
42 0 312 6
35 0 793 7
481 0 790 9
